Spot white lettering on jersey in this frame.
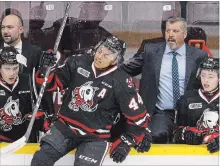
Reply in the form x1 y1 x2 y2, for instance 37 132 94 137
189 103 202 109
101 81 112 88
137 93 143 104
97 88 107 99
129 98 139 111
53 91 63 105
18 90 30 94
77 67 90 78
129 93 144 111
0 90 5 96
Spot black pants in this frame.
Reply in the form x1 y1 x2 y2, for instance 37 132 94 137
31 124 109 166
148 108 175 143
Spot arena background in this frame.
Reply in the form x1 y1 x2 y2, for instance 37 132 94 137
0 2 219 165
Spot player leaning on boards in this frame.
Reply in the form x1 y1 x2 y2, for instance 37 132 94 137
31 36 152 166
0 46 43 142
173 57 219 153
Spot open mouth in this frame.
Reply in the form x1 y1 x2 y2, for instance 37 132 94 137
203 84 209 89
168 39 175 42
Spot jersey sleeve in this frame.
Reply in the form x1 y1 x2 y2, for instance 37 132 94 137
113 70 151 143
35 56 77 91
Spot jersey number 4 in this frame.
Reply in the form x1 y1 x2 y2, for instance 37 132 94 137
129 93 143 111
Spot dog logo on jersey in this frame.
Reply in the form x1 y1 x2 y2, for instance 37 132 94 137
197 108 219 131
0 97 22 131
68 81 99 112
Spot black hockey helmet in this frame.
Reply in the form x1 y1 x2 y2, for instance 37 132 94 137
95 36 126 64
197 57 219 78
0 46 27 67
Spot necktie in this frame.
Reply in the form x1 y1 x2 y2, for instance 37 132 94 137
172 52 180 108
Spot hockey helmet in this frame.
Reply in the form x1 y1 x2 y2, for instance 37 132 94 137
196 57 219 78
0 46 27 67
95 36 126 64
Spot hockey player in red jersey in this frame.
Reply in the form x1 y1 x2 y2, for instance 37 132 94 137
173 57 219 153
0 46 44 142
31 36 152 166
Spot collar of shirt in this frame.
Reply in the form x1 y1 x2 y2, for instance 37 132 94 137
164 42 186 57
4 40 22 54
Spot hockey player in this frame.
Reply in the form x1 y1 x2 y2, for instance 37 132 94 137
31 36 152 166
173 57 219 153
0 46 43 142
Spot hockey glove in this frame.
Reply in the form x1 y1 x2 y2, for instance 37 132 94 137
135 129 152 153
110 134 135 163
173 126 186 144
39 50 57 77
173 126 203 144
184 127 203 145
43 113 58 131
207 136 219 153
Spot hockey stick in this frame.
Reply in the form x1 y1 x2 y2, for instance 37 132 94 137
0 2 72 154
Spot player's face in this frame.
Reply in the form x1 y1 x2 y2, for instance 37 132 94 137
165 21 186 50
1 15 24 46
0 64 19 84
94 46 117 69
200 69 219 92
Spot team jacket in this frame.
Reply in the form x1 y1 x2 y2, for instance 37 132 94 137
176 88 219 130
0 74 33 142
36 55 150 141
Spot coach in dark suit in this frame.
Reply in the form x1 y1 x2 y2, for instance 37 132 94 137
1 14 55 142
121 17 207 143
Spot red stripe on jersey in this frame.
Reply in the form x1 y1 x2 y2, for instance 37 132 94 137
59 114 96 132
127 119 149 128
132 133 145 144
105 125 112 130
47 75 64 91
0 135 13 142
35 70 54 84
58 117 111 138
123 110 147 121
110 139 121 154
55 75 64 90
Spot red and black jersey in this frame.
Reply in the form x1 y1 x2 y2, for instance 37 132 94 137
176 88 219 129
36 55 150 141
0 74 33 142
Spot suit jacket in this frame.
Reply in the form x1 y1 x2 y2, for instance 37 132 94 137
121 42 207 115
21 42 42 74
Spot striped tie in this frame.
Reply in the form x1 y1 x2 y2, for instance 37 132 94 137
172 52 180 108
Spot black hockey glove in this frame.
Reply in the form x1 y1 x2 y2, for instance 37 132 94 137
184 127 203 145
135 129 152 153
110 134 135 163
207 136 219 153
173 126 203 145
43 113 58 131
39 50 57 77
173 127 186 144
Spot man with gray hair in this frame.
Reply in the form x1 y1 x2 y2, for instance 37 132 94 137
121 17 207 143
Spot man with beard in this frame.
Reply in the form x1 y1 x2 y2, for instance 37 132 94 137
120 17 207 143
1 14 55 142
